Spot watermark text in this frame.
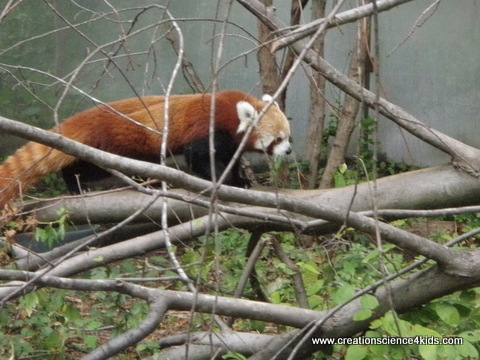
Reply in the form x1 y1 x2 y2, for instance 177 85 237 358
312 336 463 346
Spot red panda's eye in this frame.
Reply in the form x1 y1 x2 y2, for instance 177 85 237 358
276 137 282 142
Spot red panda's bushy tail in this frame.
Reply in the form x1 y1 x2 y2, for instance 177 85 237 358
0 141 76 208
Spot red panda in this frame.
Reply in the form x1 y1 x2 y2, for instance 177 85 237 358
0 90 291 208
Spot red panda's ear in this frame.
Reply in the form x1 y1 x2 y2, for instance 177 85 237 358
236 101 257 134
262 94 279 108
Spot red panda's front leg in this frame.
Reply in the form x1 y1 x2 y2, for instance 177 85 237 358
61 161 113 193
182 129 250 188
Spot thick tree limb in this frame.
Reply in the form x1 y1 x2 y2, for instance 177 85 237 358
157 331 275 358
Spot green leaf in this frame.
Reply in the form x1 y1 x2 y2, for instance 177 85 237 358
411 324 441 338
297 262 321 275
20 293 39 317
459 329 480 342
436 343 457 359
277 263 297 276
360 295 379 310
353 309 373 321
222 351 248 360
85 335 99 349
20 327 36 338
456 339 478 358
306 280 325 296
43 225 57 245
45 330 63 351
433 303 460 326
361 249 379 263
271 291 282 304
419 344 438 360
308 295 323 309
35 227 46 242
86 319 103 330
345 344 367 360
334 172 347 188
63 305 80 322
332 285 355 305
343 261 356 276
369 318 383 329
57 222 66 241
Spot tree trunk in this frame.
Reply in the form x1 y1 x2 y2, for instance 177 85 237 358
319 12 371 188
256 0 281 98
303 0 327 189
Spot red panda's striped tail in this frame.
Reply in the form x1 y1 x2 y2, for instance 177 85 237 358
0 142 76 208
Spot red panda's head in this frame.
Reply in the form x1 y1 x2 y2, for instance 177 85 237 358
236 94 292 156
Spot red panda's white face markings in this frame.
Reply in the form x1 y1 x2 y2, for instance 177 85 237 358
235 95 291 157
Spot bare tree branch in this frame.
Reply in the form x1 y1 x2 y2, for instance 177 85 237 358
269 0 415 52
0 0 25 23
237 0 480 175
165 25 206 93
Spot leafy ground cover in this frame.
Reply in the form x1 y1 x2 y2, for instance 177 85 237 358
2 215 480 359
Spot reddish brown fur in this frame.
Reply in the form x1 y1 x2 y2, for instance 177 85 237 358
0 90 275 207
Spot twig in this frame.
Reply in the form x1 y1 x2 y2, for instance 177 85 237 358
271 237 309 309
227 235 268 327
387 0 441 56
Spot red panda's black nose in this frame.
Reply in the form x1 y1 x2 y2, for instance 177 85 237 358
285 146 292 155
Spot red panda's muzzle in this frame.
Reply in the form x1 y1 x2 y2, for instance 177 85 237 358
270 139 292 157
